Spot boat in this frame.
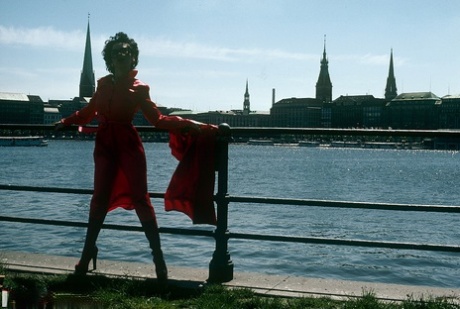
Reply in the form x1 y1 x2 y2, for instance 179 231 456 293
298 141 320 147
330 141 361 148
247 139 275 146
363 142 398 149
330 141 345 148
0 136 48 147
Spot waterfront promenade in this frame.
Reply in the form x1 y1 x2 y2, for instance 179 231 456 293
2 251 459 302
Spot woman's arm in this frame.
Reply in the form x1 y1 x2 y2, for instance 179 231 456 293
138 87 200 131
60 97 97 126
54 90 98 132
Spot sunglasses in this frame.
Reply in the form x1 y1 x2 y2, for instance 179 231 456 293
111 46 132 56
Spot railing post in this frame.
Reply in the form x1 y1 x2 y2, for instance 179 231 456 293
208 123 234 283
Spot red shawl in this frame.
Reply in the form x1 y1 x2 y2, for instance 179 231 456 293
165 125 218 225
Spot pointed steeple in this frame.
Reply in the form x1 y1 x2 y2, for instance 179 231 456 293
385 49 397 100
79 15 95 98
243 79 250 115
315 35 332 103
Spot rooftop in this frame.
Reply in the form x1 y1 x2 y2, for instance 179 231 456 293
393 92 440 101
442 94 460 99
273 97 321 107
0 92 31 101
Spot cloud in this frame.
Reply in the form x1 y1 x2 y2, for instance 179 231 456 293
0 25 316 63
0 25 85 51
359 53 406 67
142 66 239 79
137 36 316 62
0 67 38 79
334 53 406 67
359 54 388 65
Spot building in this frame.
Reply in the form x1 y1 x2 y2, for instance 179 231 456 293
385 49 398 100
331 95 387 128
243 80 250 115
386 92 441 129
329 50 396 129
178 80 270 127
362 97 388 128
43 104 61 124
79 18 95 98
46 18 95 127
315 37 333 103
270 98 322 127
0 92 44 124
439 94 460 129
48 97 88 118
270 39 330 128
172 109 270 128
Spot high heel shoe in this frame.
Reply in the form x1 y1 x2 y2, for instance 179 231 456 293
74 246 98 275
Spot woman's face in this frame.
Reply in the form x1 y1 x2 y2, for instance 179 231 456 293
111 42 133 76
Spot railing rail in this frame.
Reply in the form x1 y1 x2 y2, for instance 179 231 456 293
0 215 213 237
1 215 458 254
2 184 459 213
1 124 459 283
227 195 460 213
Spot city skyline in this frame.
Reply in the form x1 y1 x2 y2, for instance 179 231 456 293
1 0 459 112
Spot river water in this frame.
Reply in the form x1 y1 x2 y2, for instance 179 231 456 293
0 140 459 288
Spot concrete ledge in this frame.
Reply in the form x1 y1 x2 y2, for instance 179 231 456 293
1 251 459 302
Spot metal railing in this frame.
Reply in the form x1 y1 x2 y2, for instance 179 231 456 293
1 124 460 283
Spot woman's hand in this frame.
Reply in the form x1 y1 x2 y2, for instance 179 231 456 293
181 123 200 134
180 120 202 135
54 121 66 131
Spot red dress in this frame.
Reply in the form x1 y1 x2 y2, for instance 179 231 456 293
62 70 195 222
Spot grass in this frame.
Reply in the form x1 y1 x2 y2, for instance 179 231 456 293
0 266 458 309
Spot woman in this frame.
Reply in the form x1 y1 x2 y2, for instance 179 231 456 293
56 32 201 284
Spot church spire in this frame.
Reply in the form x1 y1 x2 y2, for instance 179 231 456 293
243 79 250 115
385 49 397 100
79 15 95 98
315 35 332 103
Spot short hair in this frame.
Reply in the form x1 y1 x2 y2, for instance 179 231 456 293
102 32 139 74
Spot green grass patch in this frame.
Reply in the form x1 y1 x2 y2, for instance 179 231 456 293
0 270 458 309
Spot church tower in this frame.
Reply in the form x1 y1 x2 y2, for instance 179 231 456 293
79 17 95 98
385 49 397 100
243 79 250 115
315 36 332 103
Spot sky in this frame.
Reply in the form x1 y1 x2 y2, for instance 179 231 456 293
1 1 459 112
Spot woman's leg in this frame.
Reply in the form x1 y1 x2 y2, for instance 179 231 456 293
141 219 168 284
75 139 115 274
75 217 104 274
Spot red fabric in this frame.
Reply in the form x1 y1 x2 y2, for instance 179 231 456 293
89 121 154 221
61 70 199 221
62 70 194 130
165 125 218 225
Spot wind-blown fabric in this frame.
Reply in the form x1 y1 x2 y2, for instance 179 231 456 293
165 125 218 225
